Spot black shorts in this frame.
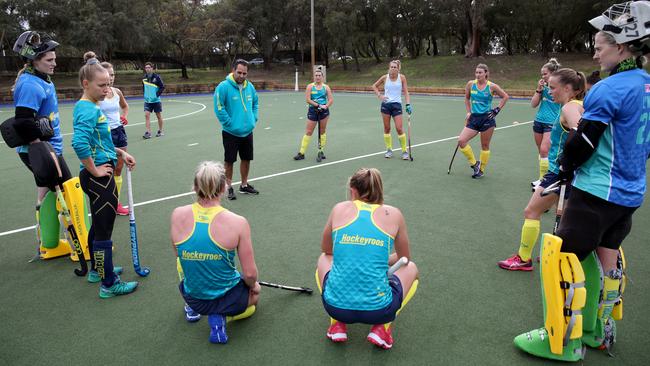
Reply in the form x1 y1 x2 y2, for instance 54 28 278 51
144 102 162 113
111 125 128 148
556 187 638 260
222 131 254 163
533 121 553 134
19 152 71 188
380 102 402 117
180 279 250 316
538 171 572 196
467 113 496 132
307 107 330 121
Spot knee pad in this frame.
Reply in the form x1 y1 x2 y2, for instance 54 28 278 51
540 233 586 356
61 177 91 260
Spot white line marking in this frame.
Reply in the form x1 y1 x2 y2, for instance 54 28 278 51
187 143 199 146
0 121 532 238
0 100 207 145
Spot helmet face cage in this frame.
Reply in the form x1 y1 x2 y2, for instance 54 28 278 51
13 31 59 60
590 1 650 45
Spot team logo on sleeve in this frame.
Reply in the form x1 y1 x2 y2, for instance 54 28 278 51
645 84 650 93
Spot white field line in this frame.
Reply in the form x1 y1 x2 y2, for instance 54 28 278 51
0 120 532 238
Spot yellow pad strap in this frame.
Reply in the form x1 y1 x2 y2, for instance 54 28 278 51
396 278 419 316
459 145 476 166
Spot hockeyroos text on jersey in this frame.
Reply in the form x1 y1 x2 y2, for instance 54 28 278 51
339 234 385 247
181 250 223 261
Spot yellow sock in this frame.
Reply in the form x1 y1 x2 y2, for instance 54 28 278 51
459 145 476 166
599 275 622 320
539 158 549 179
398 133 407 152
227 305 256 323
396 278 419 316
330 318 338 326
384 134 392 150
299 135 312 154
114 175 123 200
518 219 540 261
321 133 327 149
479 150 490 172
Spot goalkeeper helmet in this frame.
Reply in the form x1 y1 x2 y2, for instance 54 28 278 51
13 31 59 60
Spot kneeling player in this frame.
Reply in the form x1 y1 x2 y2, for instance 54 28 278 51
171 161 260 344
316 167 419 350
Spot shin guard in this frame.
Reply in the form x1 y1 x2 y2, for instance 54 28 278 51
514 234 585 361
38 191 72 259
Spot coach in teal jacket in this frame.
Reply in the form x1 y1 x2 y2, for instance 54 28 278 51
213 59 260 200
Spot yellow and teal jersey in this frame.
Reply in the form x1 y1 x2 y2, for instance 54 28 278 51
71 99 117 169
323 200 394 311
308 83 328 106
535 85 561 124
470 80 493 114
142 73 164 103
175 203 240 300
548 100 583 174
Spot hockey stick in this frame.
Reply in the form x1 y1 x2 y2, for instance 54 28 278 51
447 144 459 174
407 114 413 161
541 180 567 235
259 281 313 294
49 151 87 276
316 108 323 162
126 168 150 277
389 256 408 275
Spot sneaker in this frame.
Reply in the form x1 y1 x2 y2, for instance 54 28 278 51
142 131 151 139
326 321 348 343
384 149 393 158
471 161 481 177
472 170 484 179
317 150 326 161
116 203 129 216
498 254 533 271
227 187 236 200
184 304 202 323
87 266 123 283
239 184 259 195
293 152 305 160
401 151 410 160
367 324 393 349
99 279 138 299
156 130 164 137
208 314 228 344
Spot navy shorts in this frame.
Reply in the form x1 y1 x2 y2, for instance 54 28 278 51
557 188 637 261
144 102 162 113
321 272 404 325
380 102 402 117
110 125 128 148
222 131 254 163
533 121 553 134
467 113 496 132
307 107 330 121
538 171 572 195
180 279 250 316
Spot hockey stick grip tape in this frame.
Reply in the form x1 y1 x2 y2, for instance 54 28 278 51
388 256 408 276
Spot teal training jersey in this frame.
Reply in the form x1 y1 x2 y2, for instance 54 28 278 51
547 101 582 174
175 204 241 300
470 80 493 114
535 86 561 124
308 83 328 106
323 201 395 311
71 99 117 169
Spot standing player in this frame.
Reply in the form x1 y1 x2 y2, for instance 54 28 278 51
530 58 561 188
316 168 419 350
72 56 138 298
514 2 650 361
214 59 260 200
372 60 412 160
456 64 509 178
171 161 260 344
10 31 75 259
498 68 585 271
95 56 131 216
293 69 334 161
142 62 165 139
585 70 601 91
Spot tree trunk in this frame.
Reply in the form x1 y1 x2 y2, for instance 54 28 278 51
369 38 381 63
433 36 439 56
353 49 360 72
339 47 348 71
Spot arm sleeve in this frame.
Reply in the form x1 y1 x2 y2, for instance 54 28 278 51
214 84 231 127
252 87 259 122
71 108 96 160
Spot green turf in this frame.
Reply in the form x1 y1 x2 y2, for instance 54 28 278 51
0 93 649 365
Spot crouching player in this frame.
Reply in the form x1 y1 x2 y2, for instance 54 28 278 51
8 31 89 261
171 161 260 344
514 2 650 361
316 168 419 350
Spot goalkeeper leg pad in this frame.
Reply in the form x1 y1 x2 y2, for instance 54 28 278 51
61 177 91 261
38 191 71 259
